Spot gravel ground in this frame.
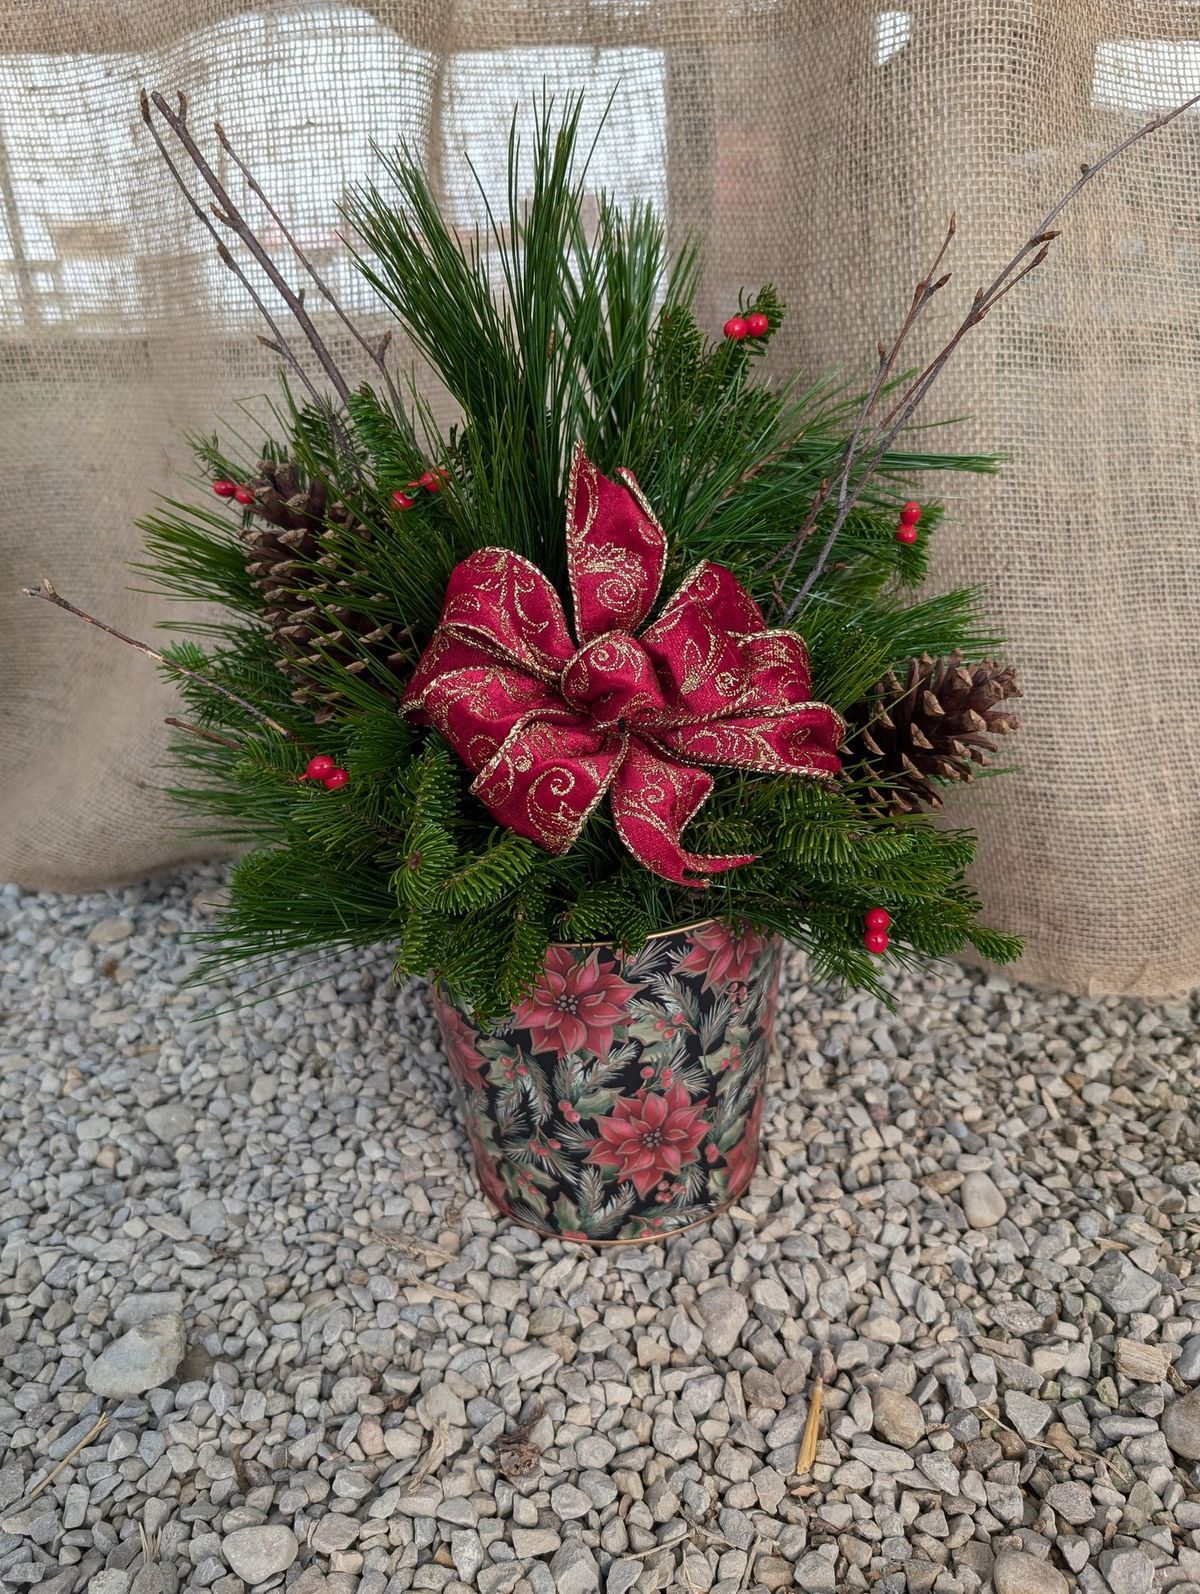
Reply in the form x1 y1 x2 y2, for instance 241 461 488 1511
3 867 1200 1594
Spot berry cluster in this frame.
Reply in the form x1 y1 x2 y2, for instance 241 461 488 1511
863 906 890 955
298 754 349 791
723 310 771 341
211 478 255 505
392 467 449 512
895 501 922 545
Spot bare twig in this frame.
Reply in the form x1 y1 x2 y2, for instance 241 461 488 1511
773 219 955 598
138 1519 161 1566
624 1528 691 1559
23 1412 108 1503
137 92 326 415
213 119 401 408
402 1280 473 1304
165 716 243 750
147 91 352 405
739 1532 764 1589
776 89 1200 620
361 1226 455 1263
24 580 297 740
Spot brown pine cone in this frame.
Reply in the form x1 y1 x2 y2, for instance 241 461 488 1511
234 459 411 721
850 651 1021 814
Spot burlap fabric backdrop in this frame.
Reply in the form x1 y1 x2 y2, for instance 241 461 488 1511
2 0 1198 995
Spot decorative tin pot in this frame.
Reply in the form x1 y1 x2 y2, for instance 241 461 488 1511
432 920 782 1244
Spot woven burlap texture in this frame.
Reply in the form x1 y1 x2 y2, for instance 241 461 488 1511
2 1 1197 996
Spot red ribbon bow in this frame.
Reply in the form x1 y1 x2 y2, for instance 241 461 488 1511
402 445 843 885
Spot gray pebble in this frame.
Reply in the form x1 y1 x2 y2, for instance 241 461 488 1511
1004 1390 1051 1440
872 1387 926 1448
85 1315 185 1397
1163 1388 1200 1459
691 1287 748 1357
992 1550 1068 1594
549 1484 592 1520
548 1540 600 1594
221 1525 298 1583
1097 1548 1155 1594
1089 1252 1160 1315
960 1171 1007 1228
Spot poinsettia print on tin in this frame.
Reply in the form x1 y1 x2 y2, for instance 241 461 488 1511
433 920 782 1242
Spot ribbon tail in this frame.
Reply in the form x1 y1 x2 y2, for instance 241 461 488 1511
609 738 756 887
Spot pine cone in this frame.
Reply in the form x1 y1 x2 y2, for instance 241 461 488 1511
851 652 1021 814
236 459 411 721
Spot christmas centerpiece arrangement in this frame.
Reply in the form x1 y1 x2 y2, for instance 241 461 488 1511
28 90 1186 1241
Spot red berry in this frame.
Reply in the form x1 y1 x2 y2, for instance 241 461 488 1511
745 312 770 337
233 485 255 506
212 479 237 498
723 316 749 341
896 525 919 545
864 928 889 955
865 908 891 932
299 754 336 782
419 470 441 492
900 502 922 524
322 767 350 791
391 490 416 511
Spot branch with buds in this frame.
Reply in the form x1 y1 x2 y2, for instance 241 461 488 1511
138 89 401 416
773 88 1200 619
22 580 298 741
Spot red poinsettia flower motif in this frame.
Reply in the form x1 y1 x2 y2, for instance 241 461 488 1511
512 946 638 1058
723 1091 766 1195
677 921 765 992
587 1082 709 1197
437 1001 490 1093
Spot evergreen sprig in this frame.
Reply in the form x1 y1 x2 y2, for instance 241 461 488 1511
132 94 1021 1017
